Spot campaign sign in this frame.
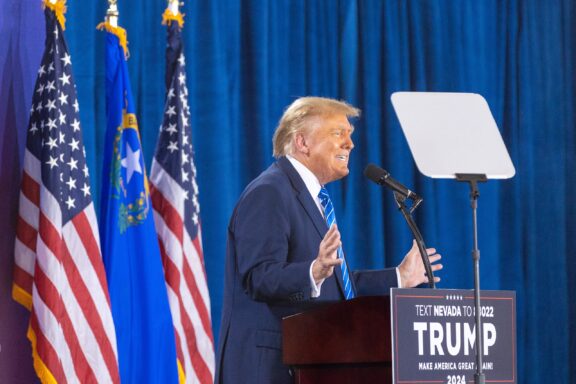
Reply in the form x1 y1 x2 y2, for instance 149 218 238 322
390 288 516 384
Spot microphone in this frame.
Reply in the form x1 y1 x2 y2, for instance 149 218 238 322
363 164 422 203
364 163 434 288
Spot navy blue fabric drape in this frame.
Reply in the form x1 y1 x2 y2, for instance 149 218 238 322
1 1 575 383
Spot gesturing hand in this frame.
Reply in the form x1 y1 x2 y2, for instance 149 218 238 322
398 240 443 288
311 224 343 284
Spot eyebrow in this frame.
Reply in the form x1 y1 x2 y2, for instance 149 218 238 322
332 124 354 133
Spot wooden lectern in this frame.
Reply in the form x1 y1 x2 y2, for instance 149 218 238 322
282 296 392 384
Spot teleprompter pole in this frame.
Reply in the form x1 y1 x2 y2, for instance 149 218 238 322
456 173 487 384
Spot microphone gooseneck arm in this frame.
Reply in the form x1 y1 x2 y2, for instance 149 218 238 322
364 164 435 288
393 192 436 289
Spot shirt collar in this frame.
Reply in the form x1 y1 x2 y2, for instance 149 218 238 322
286 155 322 201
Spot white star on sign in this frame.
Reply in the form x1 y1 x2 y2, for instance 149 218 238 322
121 142 142 184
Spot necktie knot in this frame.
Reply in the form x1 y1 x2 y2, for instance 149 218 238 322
318 187 336 225
318 187 330 205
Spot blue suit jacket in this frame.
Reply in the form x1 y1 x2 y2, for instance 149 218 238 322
216 157 398 383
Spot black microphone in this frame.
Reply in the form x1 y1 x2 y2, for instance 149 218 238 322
364 163 434 288
363 164 422 203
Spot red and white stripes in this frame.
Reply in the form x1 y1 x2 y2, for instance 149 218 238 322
13 150 120 384
151 160 215 384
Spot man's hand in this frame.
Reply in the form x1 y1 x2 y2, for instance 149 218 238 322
398 240 443 288
312 224 343 284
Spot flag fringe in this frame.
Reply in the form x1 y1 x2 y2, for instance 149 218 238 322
162 8 184 28
43 0 67 30
12 283 33 311
27 327 58 384
177 359 186 384
97 22 130 59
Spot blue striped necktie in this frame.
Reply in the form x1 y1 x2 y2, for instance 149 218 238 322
318 187 355 300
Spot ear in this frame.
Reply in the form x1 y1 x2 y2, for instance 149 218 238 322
294 132 310 155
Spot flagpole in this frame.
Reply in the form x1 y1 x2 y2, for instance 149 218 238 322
97 0 129 58
168 0 179 14
151 2 216 382
13 2 121 382
105 0 119 27
162 0 184 27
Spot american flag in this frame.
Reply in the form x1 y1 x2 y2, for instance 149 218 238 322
12 8 120 384
149 14 215 384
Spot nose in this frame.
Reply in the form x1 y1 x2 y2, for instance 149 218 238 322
343 132 354 150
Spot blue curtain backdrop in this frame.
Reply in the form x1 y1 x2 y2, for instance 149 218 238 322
1 1 575 383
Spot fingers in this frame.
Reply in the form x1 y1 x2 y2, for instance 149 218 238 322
313 226 343 281
318 225 343 266
322 257 343 267
322 224 340 246
410 241 436 257
428 253 443 272
428 253 441 262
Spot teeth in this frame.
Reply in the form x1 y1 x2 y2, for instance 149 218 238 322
336 155 347 161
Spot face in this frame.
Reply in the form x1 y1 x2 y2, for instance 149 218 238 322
297 113 355 185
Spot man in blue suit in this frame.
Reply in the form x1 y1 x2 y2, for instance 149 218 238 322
216 97 442 383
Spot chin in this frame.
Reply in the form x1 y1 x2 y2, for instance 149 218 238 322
334 168 350 181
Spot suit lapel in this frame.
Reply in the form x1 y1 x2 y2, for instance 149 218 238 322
277 157 327 238
277 157 346 297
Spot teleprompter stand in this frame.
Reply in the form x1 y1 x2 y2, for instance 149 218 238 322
456 173 487 383
391 92 516 384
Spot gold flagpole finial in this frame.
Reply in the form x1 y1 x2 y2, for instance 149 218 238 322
97 0 129 58
106 0 119 28
43 0 67 29
162 0 185 27
168 0 180 15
